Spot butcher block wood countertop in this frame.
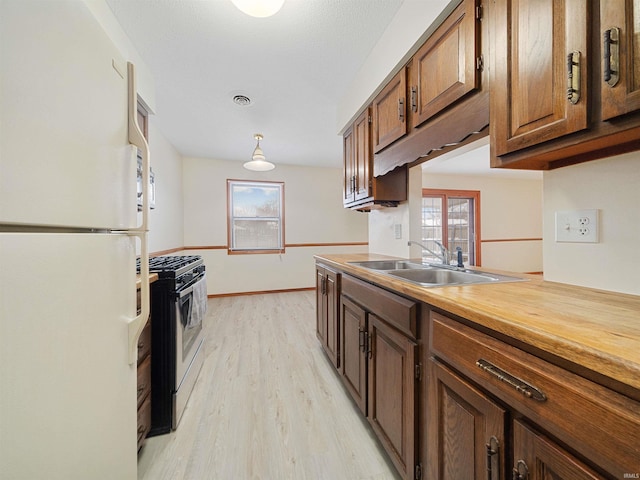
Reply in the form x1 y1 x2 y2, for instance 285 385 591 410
315 253 640 399
136 272 158 288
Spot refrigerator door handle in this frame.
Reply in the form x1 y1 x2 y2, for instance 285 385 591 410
128 231 149 364
127 61 150 364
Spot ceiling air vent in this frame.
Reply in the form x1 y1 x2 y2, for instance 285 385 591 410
232 94 252 106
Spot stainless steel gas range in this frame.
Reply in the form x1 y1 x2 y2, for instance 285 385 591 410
137 255 207 435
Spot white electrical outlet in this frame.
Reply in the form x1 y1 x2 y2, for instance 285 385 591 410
394 224 402 239
555 209 599 243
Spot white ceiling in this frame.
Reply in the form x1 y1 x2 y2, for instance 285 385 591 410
105 0 404 169
106 0 542 179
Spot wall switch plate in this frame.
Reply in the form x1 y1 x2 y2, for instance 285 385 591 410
555 209 599 243
394 224 402 239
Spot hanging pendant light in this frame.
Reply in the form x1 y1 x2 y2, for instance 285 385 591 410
231 0 284 18
243 134 275 171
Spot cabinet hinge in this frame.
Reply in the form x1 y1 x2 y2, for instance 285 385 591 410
415 463 423 480
415 363 422 382
476 55 484 71
476 5 483 20
368 115 372 124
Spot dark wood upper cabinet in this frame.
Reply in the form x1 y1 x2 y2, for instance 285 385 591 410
600 0 640 121
491 0 589 156
342 126 354 206
490 0 640 169
354 108 372 202
372 68 408 153
409 0 480 129
343 107 407 211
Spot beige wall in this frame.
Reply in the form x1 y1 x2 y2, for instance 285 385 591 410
181 158 368 295
422 172 543 272
370 165 544 273
543 152 640 295
147 122 185 254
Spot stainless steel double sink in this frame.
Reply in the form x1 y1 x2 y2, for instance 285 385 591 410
347 260 525 287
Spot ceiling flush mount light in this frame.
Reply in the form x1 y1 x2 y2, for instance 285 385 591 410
230 0 284 18
243 134 275 171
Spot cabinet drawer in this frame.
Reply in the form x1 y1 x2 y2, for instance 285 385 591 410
342 274 417 338
137 354 151 408
137 395 151 448
429 312 640 478
137 318 151 362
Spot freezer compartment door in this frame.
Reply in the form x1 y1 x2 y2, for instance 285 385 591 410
0 233 137 480
0 1 136 229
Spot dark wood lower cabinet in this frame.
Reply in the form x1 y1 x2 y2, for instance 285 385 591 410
340 295 368 415
136 285 152 451
316 265 340 368
427 359 506 480
337 274 419 480
315 262 640 480
512 419 606 480
368 314 417 479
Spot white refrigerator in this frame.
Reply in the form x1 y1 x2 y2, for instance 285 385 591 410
0 2 150 479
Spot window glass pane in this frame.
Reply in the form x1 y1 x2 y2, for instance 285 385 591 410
228 180 283 252
421 196 443 263
448 198 473 265
232 184 280 218
232 219 281 249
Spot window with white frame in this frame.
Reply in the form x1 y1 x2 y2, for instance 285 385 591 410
227 179 285 254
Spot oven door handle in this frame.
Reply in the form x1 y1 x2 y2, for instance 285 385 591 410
178 274 206 299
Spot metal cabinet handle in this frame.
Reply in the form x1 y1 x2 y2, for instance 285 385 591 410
567 51 581 104
512 460 529 480
603 27 620 87
476 359 547 402
366 332 372 359
398 98 405 122
486 436 500 480
410 86 418 112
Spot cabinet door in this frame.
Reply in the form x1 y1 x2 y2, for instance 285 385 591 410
353 108 372 202
512 420 606 480
342 127 355 205
340 296 367 414
368 314 417 480
427 359 506 480
372 68 408 153
601 0 640 120
410 0 479 129
491 0 588 155
324 269 339 368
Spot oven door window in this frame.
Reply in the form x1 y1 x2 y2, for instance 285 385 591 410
178 291 201 361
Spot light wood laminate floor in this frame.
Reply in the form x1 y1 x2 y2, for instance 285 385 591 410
138 291 400 480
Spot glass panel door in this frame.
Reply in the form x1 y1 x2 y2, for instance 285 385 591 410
421 196 444 263
422 189 480 266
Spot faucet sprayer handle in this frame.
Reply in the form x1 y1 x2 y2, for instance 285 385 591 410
456 247 464 268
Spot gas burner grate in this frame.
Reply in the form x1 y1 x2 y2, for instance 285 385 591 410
137 255 203 274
